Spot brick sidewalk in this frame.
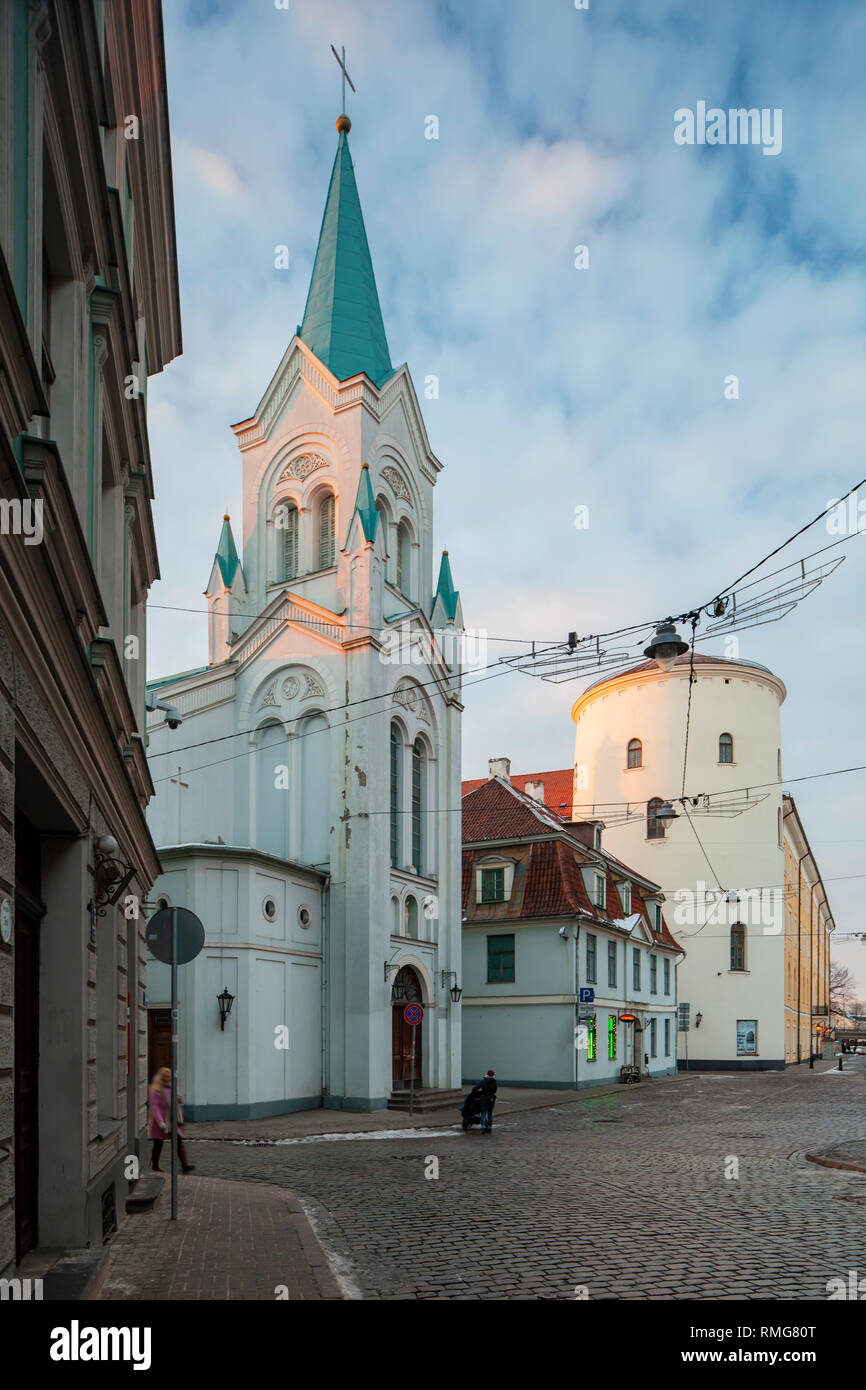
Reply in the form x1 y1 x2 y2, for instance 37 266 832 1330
98 1175 343 1301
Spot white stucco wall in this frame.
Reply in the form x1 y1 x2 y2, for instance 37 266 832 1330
572 658 787 1066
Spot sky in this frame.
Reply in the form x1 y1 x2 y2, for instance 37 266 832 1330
146 0 866 994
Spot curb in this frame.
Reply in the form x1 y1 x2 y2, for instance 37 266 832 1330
805 1151 866 1175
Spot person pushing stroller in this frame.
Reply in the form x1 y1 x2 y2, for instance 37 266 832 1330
460 1069 497 1133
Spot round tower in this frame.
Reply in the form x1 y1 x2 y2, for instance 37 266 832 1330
571 652 787 1068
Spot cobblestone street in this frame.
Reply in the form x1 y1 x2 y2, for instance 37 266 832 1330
183 1060 866 1300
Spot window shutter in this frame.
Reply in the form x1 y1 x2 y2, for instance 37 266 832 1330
282 506 298 580
318 494 335 569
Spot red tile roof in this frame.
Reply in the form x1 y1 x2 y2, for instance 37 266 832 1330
462 777 683 953
461 768 573 819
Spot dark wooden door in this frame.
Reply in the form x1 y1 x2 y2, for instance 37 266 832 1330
14 901 40 1261
147 1009 172 1080
391 1006 422 1090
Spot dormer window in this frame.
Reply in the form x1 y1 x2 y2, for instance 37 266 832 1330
619 881 632 915
476 859 514 904
593 825 602 850
593 873 606 910
481 867 505 902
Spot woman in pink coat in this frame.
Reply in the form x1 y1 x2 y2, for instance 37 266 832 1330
148 1067 195 1173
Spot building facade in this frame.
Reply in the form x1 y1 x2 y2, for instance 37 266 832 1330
461 761 681 1089
782 795 834 1063
145 114 464 1117
571 651 833 1069
0 0 180 1272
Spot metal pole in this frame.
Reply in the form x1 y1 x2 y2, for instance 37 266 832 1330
409 1026 416 1118
170 906 178 1220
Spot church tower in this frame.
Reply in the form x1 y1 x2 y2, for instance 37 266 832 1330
145 110 464 1115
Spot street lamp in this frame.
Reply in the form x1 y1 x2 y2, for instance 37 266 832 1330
656 800 679 825
643 622 689 672
217 986 235 1031
440 970 463 1004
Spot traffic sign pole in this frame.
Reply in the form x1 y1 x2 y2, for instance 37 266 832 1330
409 1028 416 1118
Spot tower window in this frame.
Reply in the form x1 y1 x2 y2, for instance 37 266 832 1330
276 502 299 581
730 922 746 971
389 724 401 868
405 896 418 939
627 738 642 769
411 738 424 873
317 492 335 569
718 732 733 763
396 521 411 597
647 797 666 839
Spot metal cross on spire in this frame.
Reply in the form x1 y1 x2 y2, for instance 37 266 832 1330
330 43 356 116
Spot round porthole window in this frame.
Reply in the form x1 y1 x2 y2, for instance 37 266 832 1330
298 906 311 929
263 896 278 922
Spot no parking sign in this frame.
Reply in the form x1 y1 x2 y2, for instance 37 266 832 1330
404 1003 424 1026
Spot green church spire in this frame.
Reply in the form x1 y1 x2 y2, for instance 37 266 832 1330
299 120 394 389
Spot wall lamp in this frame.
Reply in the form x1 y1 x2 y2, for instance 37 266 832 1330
217 986 235 1031
440 970 463 1004
695 1011 703 1029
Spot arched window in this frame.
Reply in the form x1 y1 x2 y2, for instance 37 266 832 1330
390 723 402 868
299 712 329 864
411 738 425 873
256 722 288 858
317 492 335 569
647 797 666 840
392 896 400 937
730 922 746 971
396 521 411 596
627 738 642 769
718 732 733 763
405 896 418 939
777 748 782 779
275 501 298 581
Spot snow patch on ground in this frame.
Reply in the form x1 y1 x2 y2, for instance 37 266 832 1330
197 1128 461 1146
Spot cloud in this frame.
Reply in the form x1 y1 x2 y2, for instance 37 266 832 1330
173 138 245 198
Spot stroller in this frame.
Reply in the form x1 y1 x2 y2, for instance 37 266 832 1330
459 1085 483 1131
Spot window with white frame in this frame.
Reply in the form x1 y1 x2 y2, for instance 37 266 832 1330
594 873 606 909
585 933 597 984
663 956 671 996
619 881 631 915
633 947 642 991
649 954 658 993
607 939 617 988
664 1017 671 1056
475 860 514 904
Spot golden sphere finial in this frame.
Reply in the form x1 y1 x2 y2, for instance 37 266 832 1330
336 113 352 134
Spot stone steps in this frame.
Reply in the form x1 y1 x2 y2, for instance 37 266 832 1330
125 1175 165 1213
387 1087 465 1113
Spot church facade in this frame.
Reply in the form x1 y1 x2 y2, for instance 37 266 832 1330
145 115 464 1116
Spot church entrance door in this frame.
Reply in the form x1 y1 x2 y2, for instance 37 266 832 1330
391 966 423 1090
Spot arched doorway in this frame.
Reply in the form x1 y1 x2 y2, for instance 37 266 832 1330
392 966 423 1091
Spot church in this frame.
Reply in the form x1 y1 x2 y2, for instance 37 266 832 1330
145 111 464 1116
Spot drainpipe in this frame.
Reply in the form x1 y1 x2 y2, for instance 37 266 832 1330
320 874 330 1103
573 919 581 1090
